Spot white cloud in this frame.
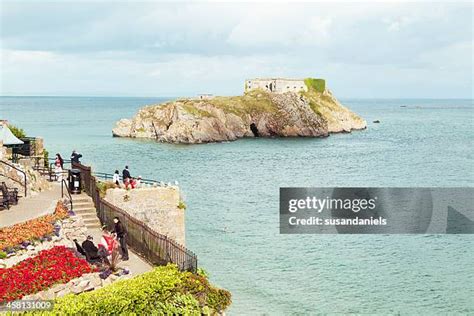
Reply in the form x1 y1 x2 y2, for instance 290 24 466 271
0 2 472 98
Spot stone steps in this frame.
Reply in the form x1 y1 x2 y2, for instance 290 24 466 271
79 213 98 219
73 203 95 208
73 208 95 215
83 218 102 229
74 205 94 210
71 195 102 229
72 197 93 204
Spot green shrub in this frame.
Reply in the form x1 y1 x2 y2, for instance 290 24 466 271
0 251 6 259
96 181 117 198
43 149 49 168
31 265 231 315
197 267 209 278
9 124 26 138
304 78 326 93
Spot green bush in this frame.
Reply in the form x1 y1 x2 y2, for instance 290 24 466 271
304 78 326 93
43 149 49 168
9 124 26 138
30 265 231 315
0 251 6 259
197 267 209 278
96 181 117 198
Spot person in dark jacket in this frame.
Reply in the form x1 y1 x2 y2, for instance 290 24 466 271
73 238 86 256
112 217 129 260
82 235 100 263
70 149 83 164
122 166 131 182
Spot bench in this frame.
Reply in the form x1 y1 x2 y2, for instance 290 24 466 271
1 182 19 210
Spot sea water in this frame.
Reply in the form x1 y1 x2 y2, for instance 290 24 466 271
1 96 473 315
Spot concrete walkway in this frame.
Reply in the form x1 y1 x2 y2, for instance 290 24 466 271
0 182 61 228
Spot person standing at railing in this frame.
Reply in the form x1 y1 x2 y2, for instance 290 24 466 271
122 166 131 182
130 177 137 189
70 149 83 164
112 217 129 261
136 176 142 188
54 153 64 182
113 170 120 187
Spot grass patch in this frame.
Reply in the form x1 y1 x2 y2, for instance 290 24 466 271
208 90 278 117
182 103 215 118
308 100 323 117
304 78 326 93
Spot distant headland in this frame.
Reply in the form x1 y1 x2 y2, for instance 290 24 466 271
112 78 367 144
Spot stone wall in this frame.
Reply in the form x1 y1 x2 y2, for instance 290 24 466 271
21 272 132 301
104 186 186 246
0 142 6 159
0 159 51 196
245 78 308 94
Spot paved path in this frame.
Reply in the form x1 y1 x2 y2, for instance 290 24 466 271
0 182 62 228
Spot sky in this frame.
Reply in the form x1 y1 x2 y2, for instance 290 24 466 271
0 1 472 98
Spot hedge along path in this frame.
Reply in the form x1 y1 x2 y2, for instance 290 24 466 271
32 265 232 315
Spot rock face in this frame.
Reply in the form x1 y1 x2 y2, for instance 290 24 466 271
0 160 50 197
112 89 366 144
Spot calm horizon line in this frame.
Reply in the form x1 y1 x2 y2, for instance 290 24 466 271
0 95 472 100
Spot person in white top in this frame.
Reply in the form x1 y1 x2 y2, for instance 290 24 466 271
136 176 142 188
112 170 120 187
54 153 64 182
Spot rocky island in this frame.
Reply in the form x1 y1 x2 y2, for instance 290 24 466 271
112 78 367 144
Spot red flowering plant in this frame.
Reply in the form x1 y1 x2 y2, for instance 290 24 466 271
0 246 97 302
0 201 70 253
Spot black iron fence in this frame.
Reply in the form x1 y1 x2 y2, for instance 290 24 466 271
61 179 73 212
93 172 162 186
72 162 198 273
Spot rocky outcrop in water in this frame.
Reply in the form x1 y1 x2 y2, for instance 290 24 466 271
112 89 366 144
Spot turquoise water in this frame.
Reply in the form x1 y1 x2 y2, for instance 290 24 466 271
1 97 473 314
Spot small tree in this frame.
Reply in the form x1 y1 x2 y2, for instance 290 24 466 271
9 125 26 138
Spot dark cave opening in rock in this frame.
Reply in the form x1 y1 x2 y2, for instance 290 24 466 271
250 123 259 137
